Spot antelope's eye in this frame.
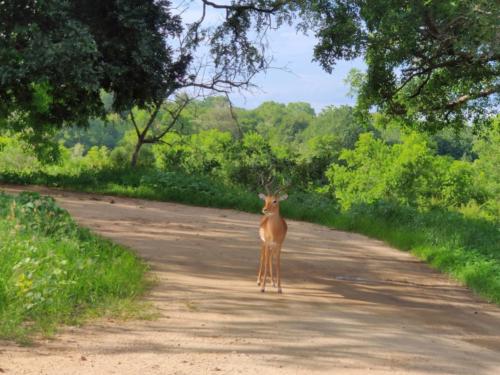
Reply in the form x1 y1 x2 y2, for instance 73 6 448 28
272 200 277 204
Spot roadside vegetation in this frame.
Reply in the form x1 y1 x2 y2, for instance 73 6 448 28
0 192 151 343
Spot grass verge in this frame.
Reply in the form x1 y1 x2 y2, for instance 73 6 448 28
0 191 152 343
1 169 499 305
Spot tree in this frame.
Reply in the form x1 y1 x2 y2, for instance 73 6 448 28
472 118 500 216
327 0 499 129
327 131 480 210
0 0 189 135
0 0 274 165
200 0 499 130
298 134 342 185
108 0 281 167
300 105 363 150
127 94 191 167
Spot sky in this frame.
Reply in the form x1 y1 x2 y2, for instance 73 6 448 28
175 1 366 113
231 28 365 112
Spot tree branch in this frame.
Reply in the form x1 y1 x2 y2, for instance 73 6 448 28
129 110 141 138
225 93 244 138
141 100 163 137
444 86 499 109
148 97 192 142
201 0 285 14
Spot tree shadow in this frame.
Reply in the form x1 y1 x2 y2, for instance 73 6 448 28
2 186 500 374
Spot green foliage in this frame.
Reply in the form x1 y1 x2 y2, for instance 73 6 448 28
300 106 362 149
303 0 499 129
181 129 234 175
298 134 342 184
433 127 475 160
208 1 498 129
472 121 500 218
327 132 483 210
0 192 148 342
58 109 132 150
0 0 187 133
229 132 291 189
327 133 395 208
151 129 297 190
181 96 240 136
0 136 41 173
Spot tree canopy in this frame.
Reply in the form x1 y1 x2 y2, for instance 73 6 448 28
1 0 498 145
0 0 188 130
203 0 499 130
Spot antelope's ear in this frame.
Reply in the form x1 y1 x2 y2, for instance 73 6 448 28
258 193 266 200
279 194 288 201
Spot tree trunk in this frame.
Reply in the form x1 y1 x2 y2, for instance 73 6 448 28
131 139 144 168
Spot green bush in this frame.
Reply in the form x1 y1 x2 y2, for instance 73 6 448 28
0 136 41 173
0 192 148 342
327 132 483 210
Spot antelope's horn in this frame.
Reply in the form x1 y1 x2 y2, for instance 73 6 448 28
275 179 291 196
259 173 273 195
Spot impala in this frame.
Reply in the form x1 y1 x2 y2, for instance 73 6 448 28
257 181 288 293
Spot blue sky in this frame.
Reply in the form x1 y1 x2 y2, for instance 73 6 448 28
231 27 365 113
175 1 366 113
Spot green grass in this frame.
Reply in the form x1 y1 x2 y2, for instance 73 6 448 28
0 191 151 343
1 168 499 305
327 202 500 304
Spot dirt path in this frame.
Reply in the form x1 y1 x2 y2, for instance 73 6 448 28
1 185 500 375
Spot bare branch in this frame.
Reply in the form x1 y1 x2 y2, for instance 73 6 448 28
142 100 163 136
225 93 244 138
147 97 192 143
444 86 499 109
129 109 141 138
201 0 285 14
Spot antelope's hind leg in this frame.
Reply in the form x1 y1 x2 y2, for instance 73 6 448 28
260 245 270 292
276 244 283 294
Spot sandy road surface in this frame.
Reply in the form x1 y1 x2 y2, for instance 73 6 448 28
1 185 499 375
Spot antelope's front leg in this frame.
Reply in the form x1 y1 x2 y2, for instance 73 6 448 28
260 245 270 292
269 247 275 287
257 243 265 286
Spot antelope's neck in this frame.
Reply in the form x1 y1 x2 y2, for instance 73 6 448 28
263 211 285 224
265 209 283 219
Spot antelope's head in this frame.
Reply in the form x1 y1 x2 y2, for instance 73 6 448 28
258 174 289 215
258 193 288 215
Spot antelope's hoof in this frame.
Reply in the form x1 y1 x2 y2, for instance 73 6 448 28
278 288 282 294
257 281 261 286
260 288 265 293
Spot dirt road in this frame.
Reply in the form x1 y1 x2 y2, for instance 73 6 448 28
1 185 499 375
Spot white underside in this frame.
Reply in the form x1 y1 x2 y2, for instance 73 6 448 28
259 228 278 248
259 228 265 242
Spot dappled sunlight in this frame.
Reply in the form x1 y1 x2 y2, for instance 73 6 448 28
1 185 499 374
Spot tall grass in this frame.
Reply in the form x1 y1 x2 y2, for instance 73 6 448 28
0 192 150 343
1 169 499 305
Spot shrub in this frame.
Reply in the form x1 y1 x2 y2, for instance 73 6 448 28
0 192 148 342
